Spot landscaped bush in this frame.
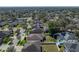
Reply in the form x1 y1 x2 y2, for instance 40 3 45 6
17 39 27 46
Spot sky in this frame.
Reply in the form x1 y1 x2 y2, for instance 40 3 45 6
0 0 79 6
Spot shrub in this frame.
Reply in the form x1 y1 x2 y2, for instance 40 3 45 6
17 39 27 46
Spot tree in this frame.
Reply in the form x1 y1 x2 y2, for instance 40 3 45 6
48 21 60 34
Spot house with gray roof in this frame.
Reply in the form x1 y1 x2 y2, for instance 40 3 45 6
0 31 5 45
27 34 44 42
22 43 41 52
31 28 43 34
64 43 79 52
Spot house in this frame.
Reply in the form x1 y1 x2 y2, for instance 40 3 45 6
34 20 42 24
26 33 44 52
2 31 12 36
27 34 44 42
33 23 43 29
31 28 43 34
64 43 79 52
64 32 78 42
0 31 5 45
17 18 24 24
53 32 78 50
0 21 6 27
64 32 79 52
22 43 41 52
53 32 78 42
33 19 43 29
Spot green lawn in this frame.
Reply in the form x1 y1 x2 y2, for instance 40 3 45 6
42 45 58 52
45 36 56 42
42 45 64 52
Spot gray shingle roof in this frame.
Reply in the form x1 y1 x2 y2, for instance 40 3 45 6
28 34 43 41
64 43 79 52
22 44 41 52
0 31 5 45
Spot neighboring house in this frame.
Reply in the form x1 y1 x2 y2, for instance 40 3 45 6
27 34 44 42
64 43 79 52
34 20 42 24
33 23 43 29
17 18 24 24
64 32 78 43
31 28 43 34
53 32 79 52
0 21 6 27
64 32 79 52
0 31 13 45
53 32 78 43
0 31 5 45
2 31 12 36
32 19 43 34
